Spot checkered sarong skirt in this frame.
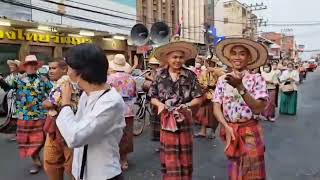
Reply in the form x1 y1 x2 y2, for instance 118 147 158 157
160 114 193 180
16 120 45 158
222 121 266 180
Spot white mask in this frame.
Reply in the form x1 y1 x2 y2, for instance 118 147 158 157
264 68 270 72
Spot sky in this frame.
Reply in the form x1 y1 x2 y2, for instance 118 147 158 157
110 0 136 8
240 0 320 59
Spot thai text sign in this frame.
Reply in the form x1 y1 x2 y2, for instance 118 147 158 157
0 28 92 45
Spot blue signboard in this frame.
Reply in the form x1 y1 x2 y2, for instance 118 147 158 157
209 26 225 46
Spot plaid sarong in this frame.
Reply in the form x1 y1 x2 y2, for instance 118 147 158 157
220 120 266 180
160 111 193 180
150 106 160 141
16 120 45 158
195 100 219 131
262 89 277 119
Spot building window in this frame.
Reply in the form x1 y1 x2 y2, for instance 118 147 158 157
0 44 20 74
143 15 147 24
224 18 229 24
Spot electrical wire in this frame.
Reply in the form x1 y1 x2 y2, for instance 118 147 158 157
64 0 136 17
0 0 132 30
39 0 136 22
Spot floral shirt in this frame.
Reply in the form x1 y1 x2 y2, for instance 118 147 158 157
148 68 203 107
107 72 137 117
5 73 21 86
11 73 53 121
48 75 81 116
213 71 268 123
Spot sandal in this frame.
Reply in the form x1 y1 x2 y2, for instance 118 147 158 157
121 161 129 171
29 164 41 174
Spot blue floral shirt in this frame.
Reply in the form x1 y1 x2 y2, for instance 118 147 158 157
11 74 53 121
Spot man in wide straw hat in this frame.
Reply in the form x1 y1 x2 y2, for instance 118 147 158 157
0 55 53 174
148 41 203 180
212 38 269 179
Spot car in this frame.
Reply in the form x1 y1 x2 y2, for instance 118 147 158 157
307 59 317 72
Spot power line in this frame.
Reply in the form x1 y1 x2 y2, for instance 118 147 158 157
40 0 136 22
64 0 137 17
0 0 132 30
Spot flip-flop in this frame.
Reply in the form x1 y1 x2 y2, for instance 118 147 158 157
194 133 206 138
121 162 129 171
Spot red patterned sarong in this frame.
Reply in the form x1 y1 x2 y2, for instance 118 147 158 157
195 100 219 131
220 120 266 180
160 109 193 180
262 89 277 119
16 120 45 158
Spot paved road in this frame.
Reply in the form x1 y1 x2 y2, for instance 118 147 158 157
1 70 320 180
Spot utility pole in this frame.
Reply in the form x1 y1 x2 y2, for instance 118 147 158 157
243 2 267 12
242 2 267 40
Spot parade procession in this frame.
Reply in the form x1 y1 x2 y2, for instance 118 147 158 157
0 0 320 180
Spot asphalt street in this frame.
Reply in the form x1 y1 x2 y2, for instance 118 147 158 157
1 70 320 180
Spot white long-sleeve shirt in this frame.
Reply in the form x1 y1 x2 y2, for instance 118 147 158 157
56 88 126 180
279 70 299 91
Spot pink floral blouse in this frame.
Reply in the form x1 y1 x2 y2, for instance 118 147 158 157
213 71 269 123
107 72 137 117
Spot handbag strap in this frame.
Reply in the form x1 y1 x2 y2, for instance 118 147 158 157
79 88 110 180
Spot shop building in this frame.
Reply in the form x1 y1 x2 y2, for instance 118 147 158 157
0 0 136 73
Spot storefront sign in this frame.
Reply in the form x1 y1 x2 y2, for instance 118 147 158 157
0 28 92 45
102 38 127 51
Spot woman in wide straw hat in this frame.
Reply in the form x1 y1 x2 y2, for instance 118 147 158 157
0 55 52 174
0 59 21 139
148 41 203 180
109 54 139 74
212 38 269 179
107 53 137 171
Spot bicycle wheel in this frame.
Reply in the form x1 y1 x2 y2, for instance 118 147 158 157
133 102 146 136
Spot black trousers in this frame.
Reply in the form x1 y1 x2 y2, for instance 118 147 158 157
108 174 124 180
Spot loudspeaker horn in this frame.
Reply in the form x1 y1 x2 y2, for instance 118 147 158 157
130 23 149 46
150 22 170 45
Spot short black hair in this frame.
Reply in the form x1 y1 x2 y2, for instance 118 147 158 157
65 44 108 84
49 57 67 70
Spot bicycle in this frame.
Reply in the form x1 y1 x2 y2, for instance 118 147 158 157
132 70 152 136
133 91 151 136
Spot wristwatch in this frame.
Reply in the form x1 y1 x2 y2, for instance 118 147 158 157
238 88 247 96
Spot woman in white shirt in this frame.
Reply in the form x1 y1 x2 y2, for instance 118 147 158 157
279 62 299 115
56 44 126 180
261 63 279 122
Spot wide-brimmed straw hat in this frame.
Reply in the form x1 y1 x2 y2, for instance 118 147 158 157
7 59 21 66
20 55 44 69
153 41 198 62
215 38 268 69
148 57 160 65
109 54 132 73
